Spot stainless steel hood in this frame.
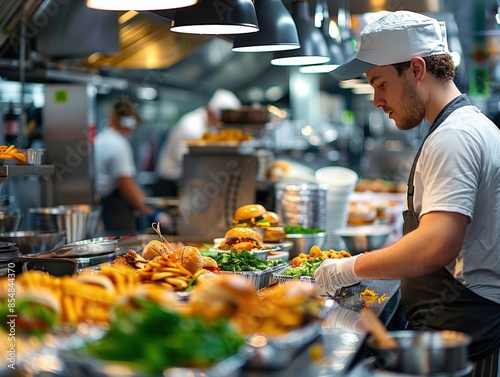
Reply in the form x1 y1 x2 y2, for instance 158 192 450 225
0 0 497 103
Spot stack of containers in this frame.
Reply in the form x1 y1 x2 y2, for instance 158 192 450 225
314 167 358 250
274 182 328 231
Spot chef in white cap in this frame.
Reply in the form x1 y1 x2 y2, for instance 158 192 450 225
314 11 500 376
155 89 241 197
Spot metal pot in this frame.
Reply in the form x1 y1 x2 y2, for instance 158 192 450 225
367 330 471 375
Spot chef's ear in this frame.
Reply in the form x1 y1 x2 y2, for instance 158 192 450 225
410 57 426 80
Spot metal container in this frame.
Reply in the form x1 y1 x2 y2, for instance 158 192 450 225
0 212 23 233
334 225 392 255
275 183 328 230
367 330 471 375
285 232 327 259
27 205 101 243
0 230 66 255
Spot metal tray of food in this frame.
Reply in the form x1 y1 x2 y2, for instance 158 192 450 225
36 237 119 258
244 321 322 370
219 263 287 291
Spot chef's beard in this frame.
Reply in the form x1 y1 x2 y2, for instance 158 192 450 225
397 75 426 131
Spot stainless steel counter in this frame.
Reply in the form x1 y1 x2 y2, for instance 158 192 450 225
242 279 401 377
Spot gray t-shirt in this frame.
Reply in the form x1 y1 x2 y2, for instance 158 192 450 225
411 105 500 303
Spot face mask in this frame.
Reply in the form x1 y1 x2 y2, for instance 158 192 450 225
120 116 137 130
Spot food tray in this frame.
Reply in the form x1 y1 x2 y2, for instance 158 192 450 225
219 263 287 291
245 320 322 370
273 271 316 285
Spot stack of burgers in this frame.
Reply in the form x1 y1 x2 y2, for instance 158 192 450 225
218 204 286 251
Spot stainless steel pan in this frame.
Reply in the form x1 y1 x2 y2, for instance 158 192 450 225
36 237 119 258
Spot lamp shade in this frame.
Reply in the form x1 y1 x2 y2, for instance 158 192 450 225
232 0 300 52
170 0 259 35
86 0 197 11
270 0 330 66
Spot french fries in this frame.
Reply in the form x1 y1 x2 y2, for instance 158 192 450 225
0 144 26 163
14 270 117 325
99 264 140 295
138 255 193 291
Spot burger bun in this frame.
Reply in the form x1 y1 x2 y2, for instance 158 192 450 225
143 240 172 260
170 246 204 274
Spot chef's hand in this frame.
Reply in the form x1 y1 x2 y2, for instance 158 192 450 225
149 210 174 231
314 255 361 297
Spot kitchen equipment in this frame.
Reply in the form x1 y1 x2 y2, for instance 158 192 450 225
360 309 398 349
25 148 46 165
27 205 101 243
0 230 66 255
37 237 118 258
367 330 471 375
334 225 392 255
285 232 327 259
275 182 328 230
0 212 23 233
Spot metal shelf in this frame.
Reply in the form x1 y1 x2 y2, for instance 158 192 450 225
0 164 54 184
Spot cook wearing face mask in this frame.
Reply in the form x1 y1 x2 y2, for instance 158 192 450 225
94 98 172 233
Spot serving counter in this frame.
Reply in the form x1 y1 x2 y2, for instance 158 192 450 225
4 233 404 377
243 279 402 377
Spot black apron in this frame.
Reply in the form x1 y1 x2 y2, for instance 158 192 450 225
401 94 500 362
100 188 138 233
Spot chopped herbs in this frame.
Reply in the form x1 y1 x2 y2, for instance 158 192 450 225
214 250 283 271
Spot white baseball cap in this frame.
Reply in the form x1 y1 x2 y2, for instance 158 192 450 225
330 11 449 81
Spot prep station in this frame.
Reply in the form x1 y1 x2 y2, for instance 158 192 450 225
0 0 496 375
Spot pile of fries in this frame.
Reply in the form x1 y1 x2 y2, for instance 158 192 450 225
0 144 26 163
14 267 140 325
138 255 193 291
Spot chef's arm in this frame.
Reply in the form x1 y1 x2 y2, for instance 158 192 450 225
354 211 469 280
117 176 155 216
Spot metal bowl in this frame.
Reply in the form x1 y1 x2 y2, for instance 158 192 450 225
285 232 327 259
0 212 23 233
367 330 471 374
0 230 66 255
334 225 392 255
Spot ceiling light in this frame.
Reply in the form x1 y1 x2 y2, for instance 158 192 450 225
270 0 330 66
170 0 259 35
86 0 197 11
232 0 300 52
299 0 344 73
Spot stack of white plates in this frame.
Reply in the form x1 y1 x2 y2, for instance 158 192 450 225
315 166 358 250
275 182 328 230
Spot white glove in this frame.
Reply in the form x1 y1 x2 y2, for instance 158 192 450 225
314 255 361 297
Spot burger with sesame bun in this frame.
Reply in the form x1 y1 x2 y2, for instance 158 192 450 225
262 211 286 243
218 227 264 252
232 204 270 228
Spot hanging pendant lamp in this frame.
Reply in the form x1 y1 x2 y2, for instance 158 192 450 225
86 0 197 11
300 0 344 73
270 0 330 66
232 0 300 52
170 0 259 35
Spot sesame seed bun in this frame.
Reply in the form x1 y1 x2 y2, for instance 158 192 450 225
170 246 204 274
